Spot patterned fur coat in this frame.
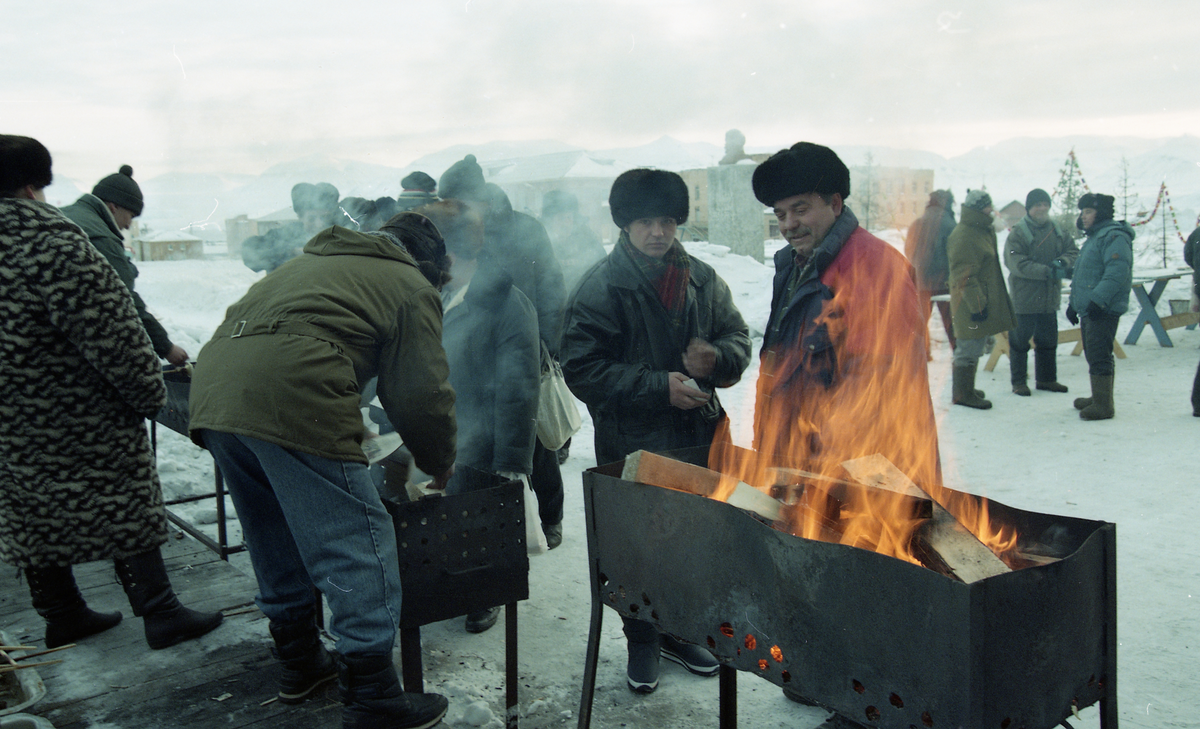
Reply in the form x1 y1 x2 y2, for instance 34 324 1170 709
0 198 168 569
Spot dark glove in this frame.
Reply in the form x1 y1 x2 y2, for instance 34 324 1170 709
1066 304 1079 325
1086 301 1105 319
1054 257 1074 279
1049 259 1065 282
970 307 988 322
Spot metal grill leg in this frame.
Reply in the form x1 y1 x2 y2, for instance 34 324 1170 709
399 626 423 694
577 595 604 728
506 602 519 729
719 664 737 729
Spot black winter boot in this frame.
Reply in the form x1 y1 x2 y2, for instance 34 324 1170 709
26 565 123 649
1080 375 1115 420
339 653 448 729
114 548 224 650
1034 348 1067 392
952 366 992 409
270 614 337 704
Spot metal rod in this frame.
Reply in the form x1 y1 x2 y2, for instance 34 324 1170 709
719 664 737 729
399 627 423 694
506 602 519 729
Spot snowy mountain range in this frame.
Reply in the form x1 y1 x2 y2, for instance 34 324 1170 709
44 134 1200 244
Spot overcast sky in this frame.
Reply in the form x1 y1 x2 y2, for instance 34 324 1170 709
6 0 1198 183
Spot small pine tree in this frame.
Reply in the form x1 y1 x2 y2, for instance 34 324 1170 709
1051 149 1086 239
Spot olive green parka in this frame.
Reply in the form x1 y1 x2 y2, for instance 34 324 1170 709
188 227 456 474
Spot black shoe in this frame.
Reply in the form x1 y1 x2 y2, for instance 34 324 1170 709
26 565 123 649
339 653 448 729
1036 381 1069 393
1012 383 1031 397
659 634 719 677
114 548 224 649
270 615 338 704
626 639 659 694
543 522 563 550
465 606 501 633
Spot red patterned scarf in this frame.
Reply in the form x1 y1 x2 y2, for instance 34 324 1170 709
620 231 691 329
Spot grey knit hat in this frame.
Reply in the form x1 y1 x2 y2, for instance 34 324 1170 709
92 165 143 215
963 189 993 212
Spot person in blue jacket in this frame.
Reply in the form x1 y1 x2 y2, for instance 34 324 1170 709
1066 193 1133 420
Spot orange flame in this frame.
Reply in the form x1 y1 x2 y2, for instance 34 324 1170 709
708 238 1019 566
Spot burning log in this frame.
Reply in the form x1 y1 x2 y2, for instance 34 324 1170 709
767 466 934 545
840 455 1012 583
621 450 781 521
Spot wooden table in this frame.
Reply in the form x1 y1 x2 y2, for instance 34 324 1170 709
1124 267 1198 347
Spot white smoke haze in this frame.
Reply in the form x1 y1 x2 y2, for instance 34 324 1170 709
7 0 1198 183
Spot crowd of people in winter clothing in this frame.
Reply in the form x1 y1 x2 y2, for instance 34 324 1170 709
906 183 1135 421
1 127 1181 728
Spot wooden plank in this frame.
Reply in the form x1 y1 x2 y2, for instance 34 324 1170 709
840 455 1011 584
621 450 781 521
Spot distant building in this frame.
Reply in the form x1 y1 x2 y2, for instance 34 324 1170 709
997 200 1026 230
851 166 935 232
132 230 204 262
224 208 298 258
679 156 771 242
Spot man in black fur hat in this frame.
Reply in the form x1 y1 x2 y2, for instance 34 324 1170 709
751 142 941 704
560 168 751 695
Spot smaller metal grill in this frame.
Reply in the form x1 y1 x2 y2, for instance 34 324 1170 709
384 475 530 729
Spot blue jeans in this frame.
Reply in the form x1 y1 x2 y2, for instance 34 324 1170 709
200 430 401 656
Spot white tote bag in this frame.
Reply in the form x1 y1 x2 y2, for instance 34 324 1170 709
536 357 582 451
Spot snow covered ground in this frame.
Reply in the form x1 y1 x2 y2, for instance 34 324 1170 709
137 230 1197 729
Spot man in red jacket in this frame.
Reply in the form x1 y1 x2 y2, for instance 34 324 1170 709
751 141 943 703
751 142 940 488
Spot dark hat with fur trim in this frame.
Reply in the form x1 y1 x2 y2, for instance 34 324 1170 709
379 211 451 288
401 171 437 193
751 142 850 206
1025 188 1052 210
291 182 340 215
438 155 487 202
1078 192 1115 222
608 169 689 229
92 165 143 215
0 135 52 195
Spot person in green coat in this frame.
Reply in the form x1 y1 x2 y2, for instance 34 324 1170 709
188 217 456 728
947 189 1016 409
60 166 189 365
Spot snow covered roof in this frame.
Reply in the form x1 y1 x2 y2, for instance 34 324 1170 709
483 151 624 183
134 230 203 242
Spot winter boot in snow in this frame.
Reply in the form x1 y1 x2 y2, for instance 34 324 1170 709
114 548 224 649
1079 375 1115 420
26 564 122 649
626 637 660 694
1012 381 1031 397
338 653 448 729
1032 347 1067 392
660 634 719 677
270 613 337 704
952 366 992 409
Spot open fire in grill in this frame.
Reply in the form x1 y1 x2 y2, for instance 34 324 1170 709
578 445 1117 729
